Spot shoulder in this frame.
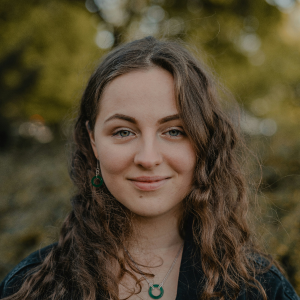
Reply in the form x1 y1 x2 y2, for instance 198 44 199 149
238 255 300 300
0 243 57 299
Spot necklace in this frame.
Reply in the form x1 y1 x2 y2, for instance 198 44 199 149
124 243 184 299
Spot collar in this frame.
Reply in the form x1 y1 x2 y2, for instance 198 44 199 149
175 218 204 300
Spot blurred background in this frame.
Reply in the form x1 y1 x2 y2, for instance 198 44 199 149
0 0 300 293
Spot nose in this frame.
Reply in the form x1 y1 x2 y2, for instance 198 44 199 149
133 135 163 169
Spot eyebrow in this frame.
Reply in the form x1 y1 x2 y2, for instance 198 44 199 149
104 113 180 125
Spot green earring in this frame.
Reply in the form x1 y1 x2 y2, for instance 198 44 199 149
91 160 103 187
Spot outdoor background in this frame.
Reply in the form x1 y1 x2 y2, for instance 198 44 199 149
0 0 300 294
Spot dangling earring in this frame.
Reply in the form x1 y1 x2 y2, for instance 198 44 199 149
91 160 103 187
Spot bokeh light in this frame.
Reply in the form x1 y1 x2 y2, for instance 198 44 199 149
95 30 115 49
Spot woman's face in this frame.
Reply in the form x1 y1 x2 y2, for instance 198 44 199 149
89 67 196 218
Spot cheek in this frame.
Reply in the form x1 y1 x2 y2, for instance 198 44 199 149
97 145 132 176
168 144 196 175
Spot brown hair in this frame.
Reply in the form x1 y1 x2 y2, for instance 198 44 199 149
5 36 279 300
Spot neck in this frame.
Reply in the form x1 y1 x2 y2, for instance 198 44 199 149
127 209 183 255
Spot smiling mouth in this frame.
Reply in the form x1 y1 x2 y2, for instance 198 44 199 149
129 177 170 191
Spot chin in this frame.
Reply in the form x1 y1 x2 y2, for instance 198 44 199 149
132 211 167 218
129 203 182 219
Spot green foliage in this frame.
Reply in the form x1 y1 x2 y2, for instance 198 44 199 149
0 142 72 279
0 0 101 126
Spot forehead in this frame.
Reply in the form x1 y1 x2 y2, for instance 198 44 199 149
97 68 178 123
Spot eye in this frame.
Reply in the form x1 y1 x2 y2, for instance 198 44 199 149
165 128 185 137
113 129 134 138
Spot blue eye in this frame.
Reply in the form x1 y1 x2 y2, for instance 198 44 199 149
113 130 133 138
167 129 184 137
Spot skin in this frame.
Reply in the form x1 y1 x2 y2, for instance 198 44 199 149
88 67 196 299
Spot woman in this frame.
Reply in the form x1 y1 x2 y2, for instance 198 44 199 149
0 37 299 300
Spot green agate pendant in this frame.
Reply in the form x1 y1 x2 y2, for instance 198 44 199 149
148 284 164 299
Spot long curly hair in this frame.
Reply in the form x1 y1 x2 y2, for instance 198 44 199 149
5 36 279 300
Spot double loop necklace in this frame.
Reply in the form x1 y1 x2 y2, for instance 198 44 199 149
124 244 184 299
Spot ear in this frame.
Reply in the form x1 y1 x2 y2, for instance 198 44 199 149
86 121 98 159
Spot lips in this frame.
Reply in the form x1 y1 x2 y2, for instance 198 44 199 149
129 176 169 182
128 176 170 191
